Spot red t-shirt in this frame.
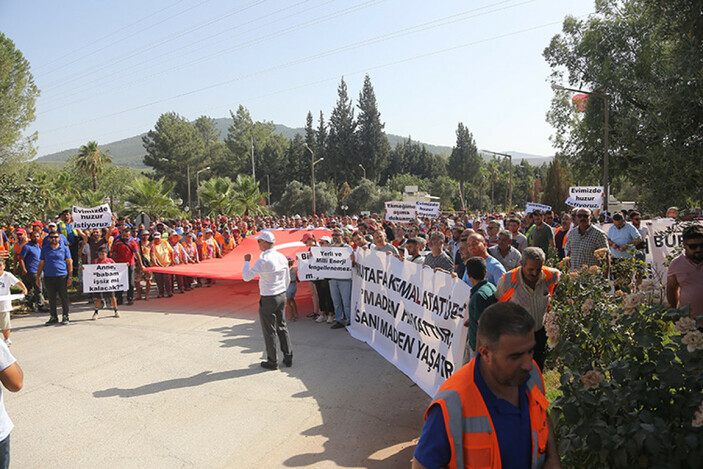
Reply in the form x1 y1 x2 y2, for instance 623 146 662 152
111 237 138 265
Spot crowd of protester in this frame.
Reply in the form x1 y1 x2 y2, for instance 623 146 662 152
0 204 701 347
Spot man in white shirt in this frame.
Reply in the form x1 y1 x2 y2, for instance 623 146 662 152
0 339 23 467
243 232 293 370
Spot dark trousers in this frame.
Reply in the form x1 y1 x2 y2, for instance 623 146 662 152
22 272 44 310
116 265 135 304
154 273 173 296
534 327 547 372
259 293 292 363
0 434 9 469
44 275 69 319
70 243 80 277
314 280 333 313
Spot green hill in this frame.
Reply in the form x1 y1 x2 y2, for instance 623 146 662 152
35 118 550 168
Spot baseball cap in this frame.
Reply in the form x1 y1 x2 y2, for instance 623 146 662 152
31 221 43 227
16 228 26 235
319 236 332 244
301 233 315 243
152 232 161 239
255 231 276 244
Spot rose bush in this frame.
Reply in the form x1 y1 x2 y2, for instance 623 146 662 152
546 262 703 468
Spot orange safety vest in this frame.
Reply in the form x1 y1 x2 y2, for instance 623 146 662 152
428 357 550 469
221 238 235 256
498 267 559 303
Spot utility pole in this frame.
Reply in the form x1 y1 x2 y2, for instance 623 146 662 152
251 135 255 180
551 84 610 214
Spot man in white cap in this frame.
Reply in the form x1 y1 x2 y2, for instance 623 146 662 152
243 231 293 370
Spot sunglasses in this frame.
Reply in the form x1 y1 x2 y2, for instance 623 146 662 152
460 237 469 242
576 214 589 219
686 242 703 250
49 236 59 239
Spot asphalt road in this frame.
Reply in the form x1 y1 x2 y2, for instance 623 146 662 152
6 280 429 468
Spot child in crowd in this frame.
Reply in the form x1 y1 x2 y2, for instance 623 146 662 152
88 247 119 320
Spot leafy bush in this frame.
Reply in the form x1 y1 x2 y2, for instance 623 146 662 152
545 259 703 468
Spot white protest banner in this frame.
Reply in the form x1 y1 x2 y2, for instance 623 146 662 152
72 204 113 230
643 219 703 281
82 263 128 293
296 246 354 281
0 294 24 302
525 202 551 214
565 186 604 209
596 219 702 283
385 201 417 223
350 249 469 397
416 201 440 218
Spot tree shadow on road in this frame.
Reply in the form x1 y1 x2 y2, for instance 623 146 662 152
92 366 264 398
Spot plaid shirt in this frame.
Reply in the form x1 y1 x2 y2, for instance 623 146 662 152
565 225 608 270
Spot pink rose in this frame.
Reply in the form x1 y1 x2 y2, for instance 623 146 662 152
582 370 605 390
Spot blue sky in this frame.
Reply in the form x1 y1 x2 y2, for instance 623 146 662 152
1 0 595 157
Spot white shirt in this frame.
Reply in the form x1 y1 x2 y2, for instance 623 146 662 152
243 249 290 296
0 341 15 440
0 272 20 313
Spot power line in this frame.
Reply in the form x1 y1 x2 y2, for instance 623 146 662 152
38 0 339 106
38 0 520 113
38 15 564 140
38 0 265 91
33 0 189 71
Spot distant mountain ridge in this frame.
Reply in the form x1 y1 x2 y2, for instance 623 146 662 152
35 118 553 168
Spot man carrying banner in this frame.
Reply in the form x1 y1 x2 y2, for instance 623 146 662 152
412 302 560 469
243 232 293 370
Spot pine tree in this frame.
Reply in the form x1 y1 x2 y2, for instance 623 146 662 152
356 74 389 183
541 157 570 212
447 123 481 210
326 78 357 184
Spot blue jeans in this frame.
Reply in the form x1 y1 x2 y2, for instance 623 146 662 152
0 434 9 469
329 279 351 324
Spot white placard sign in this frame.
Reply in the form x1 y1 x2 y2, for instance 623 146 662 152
72 204 113 230
416 201 440 218
349 249 469 397
525 203 552 214
296 246 354 280
565 186 604 209
82 263 128 293
385 201 417 223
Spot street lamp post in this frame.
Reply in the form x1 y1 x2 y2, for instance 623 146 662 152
304 144 323 215
196 166 211 216
551 84 610 214
483 150 512 210
187 165 192 211
358 164 366 179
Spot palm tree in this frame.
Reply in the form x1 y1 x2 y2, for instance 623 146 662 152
230 174 270 216
48 193 77 216
123 177 180 219
80 190 107 207
198 177 235 217
74 141 112 191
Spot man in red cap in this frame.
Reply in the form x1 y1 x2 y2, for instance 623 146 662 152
12 230 27 276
